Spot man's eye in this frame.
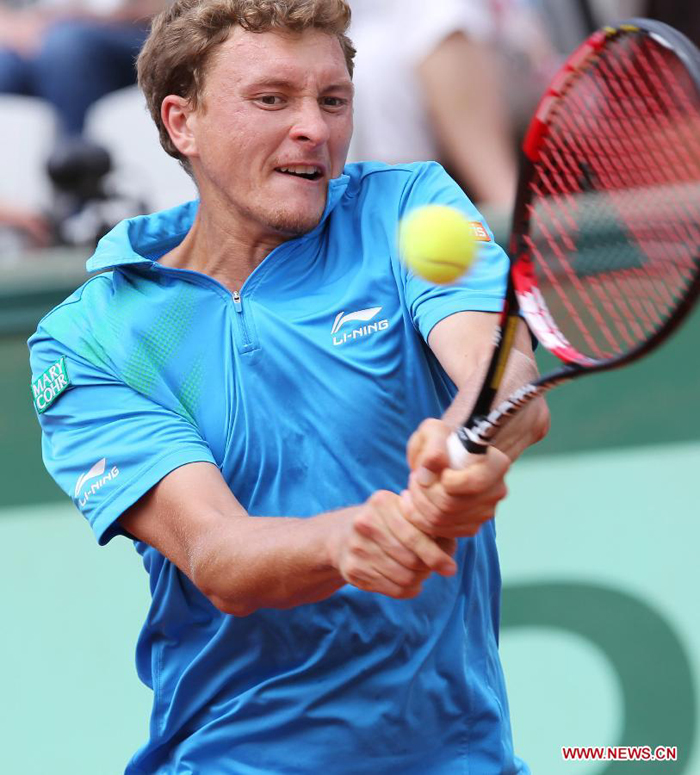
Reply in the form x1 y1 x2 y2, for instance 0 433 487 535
259 95 283 106
321 97 347 109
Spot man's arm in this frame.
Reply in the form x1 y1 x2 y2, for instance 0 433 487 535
402 311 550 538
429 310 550 461
119 462 457 616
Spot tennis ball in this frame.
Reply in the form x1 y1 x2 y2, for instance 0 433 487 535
399 205 478 284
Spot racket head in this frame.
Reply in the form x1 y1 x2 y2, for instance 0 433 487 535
510 18 700 373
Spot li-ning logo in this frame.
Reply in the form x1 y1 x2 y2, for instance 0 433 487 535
74 458 120 508
331 306 389 346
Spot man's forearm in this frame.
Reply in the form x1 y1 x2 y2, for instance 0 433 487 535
191 500 454 614
190 509 352 616
442 346 550 462
489 348 550 460
121 461 455 616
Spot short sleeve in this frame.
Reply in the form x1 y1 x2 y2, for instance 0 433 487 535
350 0 493 64
29 330 216 545
398 162 509 341
398 0 494 64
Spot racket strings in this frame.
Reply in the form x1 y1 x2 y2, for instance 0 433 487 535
636 38 700 169
525 186 624 354
573 49 694 264
584 41 698 257
600 39 700 228
534 136 652 353
534 100 664 354
525 30 700 362
531 104 664 355
571 47 692 326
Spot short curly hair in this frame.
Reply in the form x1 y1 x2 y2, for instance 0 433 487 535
137 0 355 171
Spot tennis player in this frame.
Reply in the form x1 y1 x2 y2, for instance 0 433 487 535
29 1 549 772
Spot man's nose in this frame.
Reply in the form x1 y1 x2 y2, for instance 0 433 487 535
289 99 331 145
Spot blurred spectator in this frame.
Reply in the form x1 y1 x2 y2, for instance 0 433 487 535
0 0 161 137
0 201 51 246
347 0 558 210
347 0 515 209
0 0 163 248
489 1 561 130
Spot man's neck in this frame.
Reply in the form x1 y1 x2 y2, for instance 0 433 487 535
159 207 290 293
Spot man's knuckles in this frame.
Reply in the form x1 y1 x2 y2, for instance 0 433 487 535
353 510 378 539
344 558 425 592
419 418 448 435
441 465 496 494
412 482 467 520
355 491 395 534
407 490 444 528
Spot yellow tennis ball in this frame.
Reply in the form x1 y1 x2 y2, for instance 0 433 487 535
399 205 478 284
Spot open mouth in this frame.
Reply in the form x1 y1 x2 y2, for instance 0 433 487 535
275 165 324 182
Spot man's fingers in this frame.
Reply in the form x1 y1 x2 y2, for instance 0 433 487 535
406 428 424 471
387 501 457 575
342 489 462 599
407 418 451 484
344 563 425 599
358 492 457 576
405 483 477 538
341 521 431 598
354 509 426 572
355 492 430 568
404 473 501 538
441 447 511 494
436 536 458 557
341 544 428 590
403 479 443 532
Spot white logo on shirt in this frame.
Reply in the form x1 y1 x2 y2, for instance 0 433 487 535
331 307 383 334
75 458 120 508
331 307 390 347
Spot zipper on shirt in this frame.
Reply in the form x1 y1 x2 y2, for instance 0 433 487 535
232 290 255 351
148 262 260 353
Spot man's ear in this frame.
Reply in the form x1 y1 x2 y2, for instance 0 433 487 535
161 95 198 159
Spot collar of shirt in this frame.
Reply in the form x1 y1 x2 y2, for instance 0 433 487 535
86 173 351 273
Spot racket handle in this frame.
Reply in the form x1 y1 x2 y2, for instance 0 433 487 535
446 431 487 469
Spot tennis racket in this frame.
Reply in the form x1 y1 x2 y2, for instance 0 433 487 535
448 18 700 467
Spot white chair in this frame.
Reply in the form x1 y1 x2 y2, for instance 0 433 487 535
85 86 197 213
1 95 56 212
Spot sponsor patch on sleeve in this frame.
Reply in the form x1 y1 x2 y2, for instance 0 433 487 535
469 222 492 242
31 356 71 414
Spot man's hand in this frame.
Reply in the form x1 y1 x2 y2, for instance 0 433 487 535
403 418 510 538
329 490 458 599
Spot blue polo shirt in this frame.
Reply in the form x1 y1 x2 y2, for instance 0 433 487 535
29 161 528 774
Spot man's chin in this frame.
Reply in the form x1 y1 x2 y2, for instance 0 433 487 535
266 207 324 238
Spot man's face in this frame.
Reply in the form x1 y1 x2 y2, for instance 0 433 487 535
186 27 354 240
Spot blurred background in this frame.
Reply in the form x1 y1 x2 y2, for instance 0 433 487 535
1 0 698 772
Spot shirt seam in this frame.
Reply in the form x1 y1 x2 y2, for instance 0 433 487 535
89 445 214 541
34 273 111 329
